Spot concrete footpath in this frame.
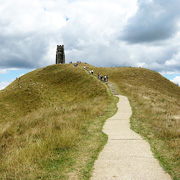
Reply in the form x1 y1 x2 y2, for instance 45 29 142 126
91 95 171 180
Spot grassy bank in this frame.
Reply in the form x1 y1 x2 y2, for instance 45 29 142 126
0 64 117 179
2 62 180 179
79 63 180 179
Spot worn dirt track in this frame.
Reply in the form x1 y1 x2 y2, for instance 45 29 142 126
91 94 171 180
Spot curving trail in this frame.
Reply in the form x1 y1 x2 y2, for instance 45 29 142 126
91 93 171 180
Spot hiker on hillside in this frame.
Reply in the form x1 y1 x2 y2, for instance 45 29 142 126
84 66 86 70
100 75 102 81
104 75 106 82
98 73 100 79
106 75 108 82
92 70 93 75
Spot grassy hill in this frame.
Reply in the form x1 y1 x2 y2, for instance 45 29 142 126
1 63 180 179
0 64 117 179
79 63 180 179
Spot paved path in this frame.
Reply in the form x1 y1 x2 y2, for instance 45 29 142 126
91 95 171 180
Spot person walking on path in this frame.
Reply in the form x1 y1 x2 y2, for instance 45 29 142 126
92 70 94 75
104 75 106 82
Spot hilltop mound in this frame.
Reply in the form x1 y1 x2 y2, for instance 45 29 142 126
0 64 116 179
1 63 180 179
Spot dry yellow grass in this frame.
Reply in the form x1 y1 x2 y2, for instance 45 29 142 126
2 62 180 179
0 64 117 179
79 64 180 179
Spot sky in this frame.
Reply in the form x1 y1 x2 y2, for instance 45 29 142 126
0 0 180 89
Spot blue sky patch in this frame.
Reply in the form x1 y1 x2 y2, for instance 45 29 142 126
66 17 70 21
0 69 33 82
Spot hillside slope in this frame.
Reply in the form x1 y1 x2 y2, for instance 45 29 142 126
0 64 116 179
1 63 180 179
81 64 180 179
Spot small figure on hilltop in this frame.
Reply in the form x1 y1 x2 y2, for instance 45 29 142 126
104 75 106 82
106 75 108 82
84 66 86 70
91 70 94 75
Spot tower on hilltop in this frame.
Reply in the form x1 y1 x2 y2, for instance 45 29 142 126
56 45 65 64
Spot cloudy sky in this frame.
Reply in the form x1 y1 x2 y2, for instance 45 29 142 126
1 0 180 89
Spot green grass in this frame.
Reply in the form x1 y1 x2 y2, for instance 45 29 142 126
2 62 180 179
0 64 117 179
79 64 180 179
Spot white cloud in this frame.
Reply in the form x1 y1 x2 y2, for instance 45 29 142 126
0 69 7 74
0 0 68 68
171 76 180 85
0 0 180 75
165 51 180 66
121 0 180 43
0 81 11 90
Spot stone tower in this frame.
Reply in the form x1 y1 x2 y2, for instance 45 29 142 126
56 45 65 64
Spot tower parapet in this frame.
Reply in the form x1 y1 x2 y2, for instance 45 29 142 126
56 45 65 64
